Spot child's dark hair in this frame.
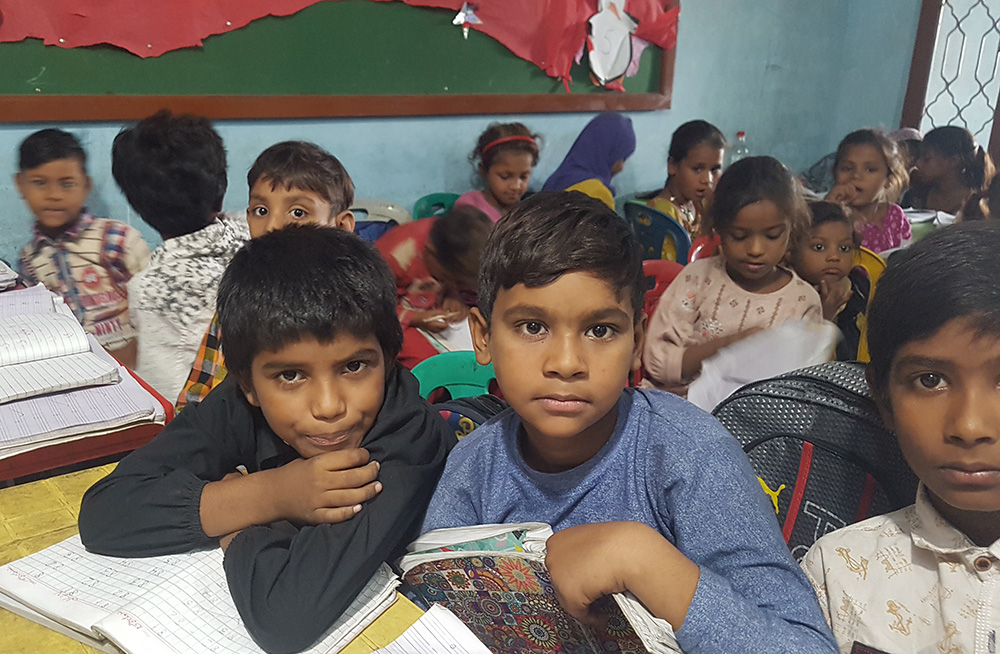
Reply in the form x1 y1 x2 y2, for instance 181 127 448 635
217 225 402 386
248 141 354 215
111 110 226 239
867 221 1000 398
428 206 493 279
470 123 541 172
478 191 643 325
668 120 725 166
921 126 995 192
19 129 87 174
704 156 810 246
833 129 910 200
807 201 861 247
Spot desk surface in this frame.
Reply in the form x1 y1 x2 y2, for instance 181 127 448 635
0 465 422 653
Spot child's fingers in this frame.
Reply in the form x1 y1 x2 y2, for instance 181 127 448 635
311 505 365 525
317 482 383 514
322 461 380 490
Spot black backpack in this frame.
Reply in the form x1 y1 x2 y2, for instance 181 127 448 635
712 361 919 560
435 394 509 441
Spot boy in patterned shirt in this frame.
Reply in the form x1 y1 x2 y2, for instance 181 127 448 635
16 128 150 367
802 222 1000 653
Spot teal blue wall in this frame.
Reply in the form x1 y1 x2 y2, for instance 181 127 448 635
0 0 921 264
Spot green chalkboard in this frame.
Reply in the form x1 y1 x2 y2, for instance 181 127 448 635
0 1 673 121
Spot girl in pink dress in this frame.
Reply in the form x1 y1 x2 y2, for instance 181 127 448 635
825 129 911 253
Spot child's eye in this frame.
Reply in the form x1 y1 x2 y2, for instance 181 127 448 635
517 321 546 337
839 245 854 253
916 373 946 390
251 206 268 217
290 208 307 219
32 179 46 187
586 324 616 340
344 360 367 373
277 370 304 384
61 181 77 189
811 243 825 252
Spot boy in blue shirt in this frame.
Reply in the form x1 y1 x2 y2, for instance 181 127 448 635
80 226 453 654
421 191 837 653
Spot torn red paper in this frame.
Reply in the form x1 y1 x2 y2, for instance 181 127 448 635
0 0 678 87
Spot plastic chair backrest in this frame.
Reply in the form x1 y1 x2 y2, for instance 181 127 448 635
413 193 460 219
411 351 496 400
351 199 413 224
854 247 886 288
688 234 721 262
852 247 886 363
624 201 692 263
641 259 683 318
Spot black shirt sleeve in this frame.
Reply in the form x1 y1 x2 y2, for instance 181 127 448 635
78 377 263 556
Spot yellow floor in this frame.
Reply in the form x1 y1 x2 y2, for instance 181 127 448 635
0 464 421 653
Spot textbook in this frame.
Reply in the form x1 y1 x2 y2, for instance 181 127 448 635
0 535 399 654
398 523 683 654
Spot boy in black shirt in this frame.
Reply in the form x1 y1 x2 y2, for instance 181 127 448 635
79 225 453 654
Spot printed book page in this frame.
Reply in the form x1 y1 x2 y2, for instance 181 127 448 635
0 312 91 367
0 534 400 654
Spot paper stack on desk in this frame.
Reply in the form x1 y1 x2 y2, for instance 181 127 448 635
0 260 17 290
0 284 166 461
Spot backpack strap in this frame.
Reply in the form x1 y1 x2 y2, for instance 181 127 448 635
780 442 814 543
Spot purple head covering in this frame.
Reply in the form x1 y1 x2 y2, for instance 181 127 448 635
542 112 637 195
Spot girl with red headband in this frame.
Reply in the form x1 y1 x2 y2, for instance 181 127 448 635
455 123 541 222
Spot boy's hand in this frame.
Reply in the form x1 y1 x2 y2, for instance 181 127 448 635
825 183 858 205
412 309 452 332
441 297 469 323
273 448 382 524
818 279 852 321
546 522 699 630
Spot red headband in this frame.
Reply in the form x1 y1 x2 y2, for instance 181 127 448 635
482 135 537 155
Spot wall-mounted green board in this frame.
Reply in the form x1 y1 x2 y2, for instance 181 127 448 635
0 0 674 122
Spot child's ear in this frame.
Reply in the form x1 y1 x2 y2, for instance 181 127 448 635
631 312 647 373
468 307 493 366
666 157 679 178
84 175 93 193
239 378 261 408
333 210 355 233
14 172 25 197
865 364 895 432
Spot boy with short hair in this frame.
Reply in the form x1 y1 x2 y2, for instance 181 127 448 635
802 221 1000 653
79 225 453 654
177 141 356 408
422 192 837 653
16 128 150 367
113 110 248 401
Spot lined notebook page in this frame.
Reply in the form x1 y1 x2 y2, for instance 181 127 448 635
0 313 90 366
373 605 491 654
0 350 119 404
0 342 158 452
0 535 212 640
0 283 56 318
99 562 398 654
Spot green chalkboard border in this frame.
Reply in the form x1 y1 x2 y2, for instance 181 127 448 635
0 0 675 122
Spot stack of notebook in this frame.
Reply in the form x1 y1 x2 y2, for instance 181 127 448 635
0 283 166 461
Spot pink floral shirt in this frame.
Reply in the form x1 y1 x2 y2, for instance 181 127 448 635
858 203 910 254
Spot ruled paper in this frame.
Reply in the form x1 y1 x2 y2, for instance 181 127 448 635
0 313 90 366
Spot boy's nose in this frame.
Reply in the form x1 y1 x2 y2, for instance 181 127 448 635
946 386 999 446
310 381 347 422
543 333 586 379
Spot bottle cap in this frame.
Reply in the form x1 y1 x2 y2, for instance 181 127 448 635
736 131 746 138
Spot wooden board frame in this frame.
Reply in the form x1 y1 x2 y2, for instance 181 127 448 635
0 44 674 123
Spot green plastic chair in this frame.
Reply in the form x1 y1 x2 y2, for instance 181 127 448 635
411 351 496 400
412 192 459 219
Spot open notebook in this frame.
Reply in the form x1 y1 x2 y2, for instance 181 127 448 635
0 535 399 654
398 524 682 654
0 285 120 404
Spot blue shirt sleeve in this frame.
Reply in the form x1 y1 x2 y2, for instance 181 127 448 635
650 406 837 653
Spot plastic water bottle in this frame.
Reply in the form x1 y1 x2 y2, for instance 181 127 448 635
729 131 751 165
